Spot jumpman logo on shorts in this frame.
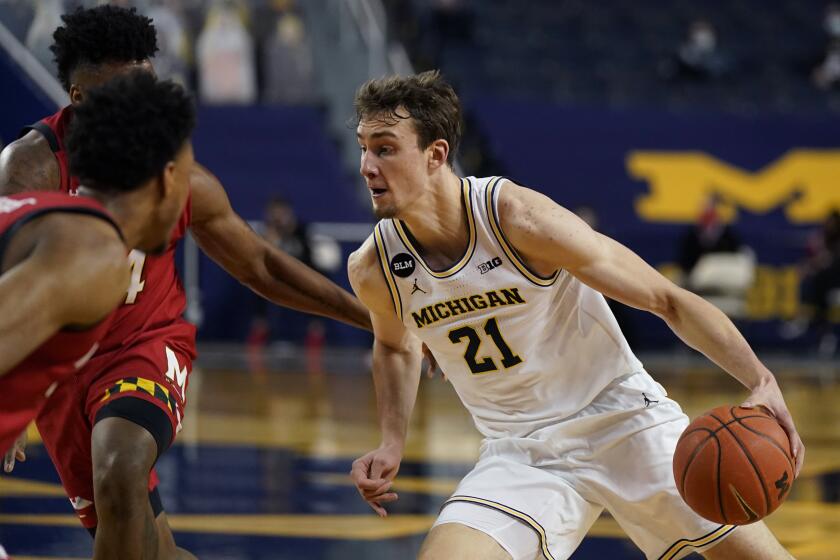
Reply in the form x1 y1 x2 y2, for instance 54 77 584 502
411 278 427 295
642 393 659 408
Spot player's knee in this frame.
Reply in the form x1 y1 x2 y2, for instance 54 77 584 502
92 448 149 514
92 417 157 515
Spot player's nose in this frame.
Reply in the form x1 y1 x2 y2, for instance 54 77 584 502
360 152 378 179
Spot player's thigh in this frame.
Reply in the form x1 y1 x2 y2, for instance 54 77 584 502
93 394 174 465
419 523 513 560
702 522 792 560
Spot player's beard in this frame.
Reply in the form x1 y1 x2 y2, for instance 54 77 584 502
372 202 398 219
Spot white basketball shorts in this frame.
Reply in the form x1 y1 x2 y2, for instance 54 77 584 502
433 371 737 560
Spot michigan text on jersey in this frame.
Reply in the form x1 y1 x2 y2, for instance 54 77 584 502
412 288 526 329
627 150 840 223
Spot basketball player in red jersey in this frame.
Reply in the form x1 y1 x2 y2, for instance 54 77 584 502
0 71 194 556
0 6 372 560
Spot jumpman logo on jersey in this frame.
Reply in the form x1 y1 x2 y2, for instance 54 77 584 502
411 278 427 295
642 393 659 408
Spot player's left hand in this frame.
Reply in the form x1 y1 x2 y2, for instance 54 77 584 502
741 377 805 478
3 429 27 473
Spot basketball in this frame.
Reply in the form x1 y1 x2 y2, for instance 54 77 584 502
673 405 795 525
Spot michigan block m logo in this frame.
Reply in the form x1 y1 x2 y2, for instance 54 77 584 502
627 150 840 223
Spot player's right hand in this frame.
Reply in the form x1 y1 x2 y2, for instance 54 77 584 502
3 429 27 473
741 377 805 477
421 343 447 382
350 444 402 517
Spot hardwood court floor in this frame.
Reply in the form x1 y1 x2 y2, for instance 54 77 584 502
1 354 839 559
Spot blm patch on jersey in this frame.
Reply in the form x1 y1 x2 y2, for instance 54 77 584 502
391 253 416 278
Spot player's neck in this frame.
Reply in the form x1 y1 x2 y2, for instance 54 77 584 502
398 171 468 264
76 185 150 249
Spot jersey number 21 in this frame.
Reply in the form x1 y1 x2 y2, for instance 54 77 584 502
449 317 522 374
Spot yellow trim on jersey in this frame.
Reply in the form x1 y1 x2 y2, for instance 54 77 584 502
657 524 736 560
393 178 476 278
373 224 403 322
442 495 556 560
484 177 560 287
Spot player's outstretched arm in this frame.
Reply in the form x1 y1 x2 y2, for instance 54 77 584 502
0 132 61 195
188 163 372 332
496 181 804 475
347 237 423 517
0 215 128 377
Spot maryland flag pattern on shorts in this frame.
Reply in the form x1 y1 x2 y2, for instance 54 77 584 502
100 377 177 416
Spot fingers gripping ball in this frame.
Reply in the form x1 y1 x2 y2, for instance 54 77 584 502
673 405 795 525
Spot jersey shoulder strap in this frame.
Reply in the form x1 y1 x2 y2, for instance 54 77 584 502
0 204 122 267
19 121 61 153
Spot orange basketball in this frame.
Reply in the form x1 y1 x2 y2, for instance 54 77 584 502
673 405 795 525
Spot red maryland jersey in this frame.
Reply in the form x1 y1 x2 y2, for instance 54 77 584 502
0 192 120 453
23 107 197 360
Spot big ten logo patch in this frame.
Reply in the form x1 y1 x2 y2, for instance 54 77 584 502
628 150 840 224
478 257 503 275
391 253 416 278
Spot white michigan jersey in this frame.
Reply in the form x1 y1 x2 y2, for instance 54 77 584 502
374 176 644 438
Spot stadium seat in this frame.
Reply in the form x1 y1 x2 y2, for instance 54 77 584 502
688 251 757 318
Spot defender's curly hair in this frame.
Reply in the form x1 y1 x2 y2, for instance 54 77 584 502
51 5 158 91
67 72 195 193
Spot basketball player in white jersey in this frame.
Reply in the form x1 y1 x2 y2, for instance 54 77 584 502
348 71 802 560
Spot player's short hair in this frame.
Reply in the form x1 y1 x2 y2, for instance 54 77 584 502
51 5 158 91
354 70 463 165
67 71 195 193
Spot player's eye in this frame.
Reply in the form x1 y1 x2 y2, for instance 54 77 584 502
378 146 392 156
